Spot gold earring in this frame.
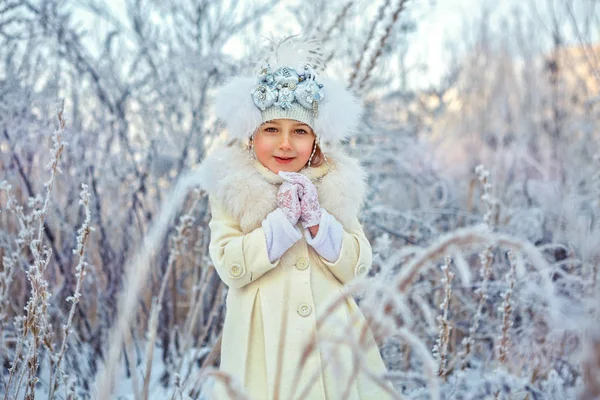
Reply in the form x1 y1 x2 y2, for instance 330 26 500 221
308 140 317 167
248 137 256 160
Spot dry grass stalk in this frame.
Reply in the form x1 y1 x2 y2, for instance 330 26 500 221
170 218 213 383
3 102 67 400
348 0 391 88
179 282 224 387
590 261 598 299
460 245 493 370
358 0 410 90
178 284 225 385
288 275 437 399
309 225 556 394
395 226 488 294
175 266 215 375
179 220 211 341
48 184 94 399
459 164 498 369
123 328 142 400
402 344 411 371
0 250 16 330
95 170 207 398
497 250 517 365
142 198 197 399
202 369 250 400
289 314 405 400
474 164 499 230
581 327 600 399
182 333 222 397
339 321 368 399
323 2 355 44
433 256 454 379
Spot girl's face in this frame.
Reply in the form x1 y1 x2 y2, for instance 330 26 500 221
253 118 315 173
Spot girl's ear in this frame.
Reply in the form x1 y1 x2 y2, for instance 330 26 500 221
215 76 263 141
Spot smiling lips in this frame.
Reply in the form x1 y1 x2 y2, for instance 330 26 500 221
274 156 295 164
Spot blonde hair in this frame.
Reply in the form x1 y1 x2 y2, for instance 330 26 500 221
307 140 325 168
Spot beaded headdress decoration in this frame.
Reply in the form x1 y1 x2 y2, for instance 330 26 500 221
250 37 324 131
214 35 364 145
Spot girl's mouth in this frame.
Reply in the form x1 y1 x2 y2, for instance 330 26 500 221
274 156 295 164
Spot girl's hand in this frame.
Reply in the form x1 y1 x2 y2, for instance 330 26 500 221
276 181 302 225
278 172 322 228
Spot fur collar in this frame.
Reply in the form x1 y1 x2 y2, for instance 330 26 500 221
196 143 367 233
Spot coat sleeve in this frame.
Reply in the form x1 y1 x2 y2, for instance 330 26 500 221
314 215 373 285
208 199 280 289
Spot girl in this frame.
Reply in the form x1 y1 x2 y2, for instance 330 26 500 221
199 37 395 399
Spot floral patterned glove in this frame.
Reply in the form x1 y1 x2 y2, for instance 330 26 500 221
278 171 322 228
276 180 302 225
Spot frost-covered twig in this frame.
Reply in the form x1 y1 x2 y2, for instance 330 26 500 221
48 184 94 399
474 164 498 231
460 165 497 369
4 102 67 400
350 0 410 90
460 245 493 370
497 250 517 365
36 101 66 243
180 284 224 386
142 210 196 399
433 256 454 379
176 267 215 379
0 251 16 330
95 170 206 397
348 0 391 88
359 0 409 90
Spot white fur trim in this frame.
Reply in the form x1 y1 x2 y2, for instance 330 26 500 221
213 75 364 143
314 77 364 143
195 144 367 233
214 76 262 141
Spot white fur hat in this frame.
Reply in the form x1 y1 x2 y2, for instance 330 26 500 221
214 36 364 144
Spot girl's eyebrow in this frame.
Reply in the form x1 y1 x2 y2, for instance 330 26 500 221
262 121 310 129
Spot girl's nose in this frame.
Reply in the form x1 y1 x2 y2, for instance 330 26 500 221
279 132 292 149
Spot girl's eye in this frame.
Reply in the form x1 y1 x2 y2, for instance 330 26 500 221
295 129 308 135
265 127 277 132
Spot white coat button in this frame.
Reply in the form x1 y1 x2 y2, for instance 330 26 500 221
296 257 309 271
297 303 312 317
229 263 244 279
355 264 368 277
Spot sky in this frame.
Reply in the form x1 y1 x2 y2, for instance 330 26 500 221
76 0 557 90
219 0 526 89
401 0 525 88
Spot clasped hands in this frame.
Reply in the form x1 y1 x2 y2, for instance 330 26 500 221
276 171 322 230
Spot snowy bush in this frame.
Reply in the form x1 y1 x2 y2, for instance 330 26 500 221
1 0 599 399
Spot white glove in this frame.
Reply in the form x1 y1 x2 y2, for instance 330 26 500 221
278 172 322 228
276 180 303 225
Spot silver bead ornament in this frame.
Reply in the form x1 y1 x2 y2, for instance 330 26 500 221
274 87 295 109
265 74 275 86
251 85 277 111
251 63 324 114
274 67 300 88
295 79 323 109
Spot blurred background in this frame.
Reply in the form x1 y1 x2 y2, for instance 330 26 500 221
1 0 599 398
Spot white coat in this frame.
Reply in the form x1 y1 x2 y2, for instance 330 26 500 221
198 143 395 399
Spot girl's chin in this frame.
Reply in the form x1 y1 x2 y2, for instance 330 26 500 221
268 163 302 174
273 166 299 173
